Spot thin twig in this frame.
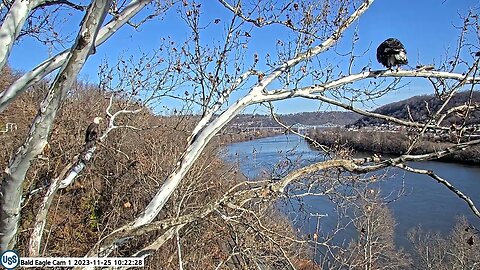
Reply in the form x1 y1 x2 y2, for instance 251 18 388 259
394 163 480 218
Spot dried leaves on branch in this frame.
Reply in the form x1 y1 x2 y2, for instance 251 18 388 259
0 0 479 269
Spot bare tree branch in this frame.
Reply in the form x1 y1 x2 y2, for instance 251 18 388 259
0 0 155 113
0 0 113 250
37 0 88 11
395 163 480 218
0 0 46 70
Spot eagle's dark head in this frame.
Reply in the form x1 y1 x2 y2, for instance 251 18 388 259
376 38 408 69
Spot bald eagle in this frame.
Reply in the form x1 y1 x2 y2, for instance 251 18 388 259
376 38 408 69
85 117 102 146
467 235 474 246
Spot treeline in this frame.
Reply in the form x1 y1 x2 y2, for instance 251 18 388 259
2 66 479 269
308 128 480 164
0 66 306 268
353 91 480 127
231 111 361 127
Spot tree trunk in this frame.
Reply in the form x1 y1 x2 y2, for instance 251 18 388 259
0 0 44 70
0 0 113 250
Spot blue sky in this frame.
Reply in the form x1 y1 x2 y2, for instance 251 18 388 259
7 0 480 114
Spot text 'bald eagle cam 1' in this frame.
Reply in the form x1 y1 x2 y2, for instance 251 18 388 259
376 38 408 69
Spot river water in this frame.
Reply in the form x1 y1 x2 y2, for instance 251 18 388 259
223 134 480 250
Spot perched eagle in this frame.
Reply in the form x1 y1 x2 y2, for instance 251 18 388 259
85 117 102 146
467 235 474 246
376 38 408 69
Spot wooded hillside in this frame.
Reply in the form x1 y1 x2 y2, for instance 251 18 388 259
0 67 303 268
231 111 361 127
353 91 480 127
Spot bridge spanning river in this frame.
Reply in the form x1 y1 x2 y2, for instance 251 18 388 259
229 123 340 134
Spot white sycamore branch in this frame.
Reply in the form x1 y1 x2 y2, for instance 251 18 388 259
130 0 375 229
0 0 153 113
394 164 480 218
86 0 480 257
0 0 113 250
2 0 476 264
85 0 375 256
87 138 480 259
28 94 142 255
0 0 45 70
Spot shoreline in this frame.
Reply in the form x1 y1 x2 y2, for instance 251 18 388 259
305 129 480 165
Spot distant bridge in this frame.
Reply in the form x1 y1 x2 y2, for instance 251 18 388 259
229 123 340 135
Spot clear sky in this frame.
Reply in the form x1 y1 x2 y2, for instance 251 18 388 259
7 0 480 114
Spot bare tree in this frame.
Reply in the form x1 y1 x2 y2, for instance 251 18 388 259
334 190 412 269
0 0 174 250
409 217 480 269
0 0 115 249
0 0 479 268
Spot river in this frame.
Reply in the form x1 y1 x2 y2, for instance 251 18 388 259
223 134 480 250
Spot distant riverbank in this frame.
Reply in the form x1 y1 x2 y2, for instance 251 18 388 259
224 134 480 253
216 129 283 145
307 128 480 164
